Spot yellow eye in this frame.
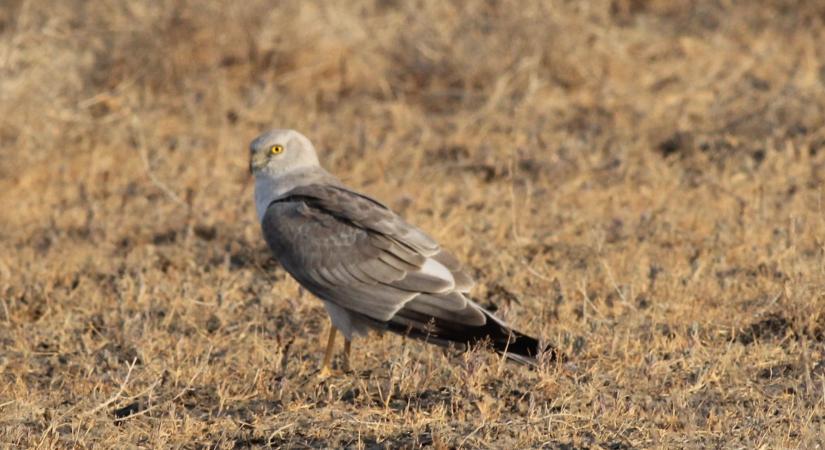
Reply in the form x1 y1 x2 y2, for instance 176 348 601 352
270 144 284 154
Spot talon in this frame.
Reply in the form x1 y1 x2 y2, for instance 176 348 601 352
318 366 333 379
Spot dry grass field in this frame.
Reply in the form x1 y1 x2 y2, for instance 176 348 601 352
2 0 825 448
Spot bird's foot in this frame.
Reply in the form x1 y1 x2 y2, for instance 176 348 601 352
317 366 344 379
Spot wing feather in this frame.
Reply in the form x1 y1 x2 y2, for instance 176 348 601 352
262 184 480 325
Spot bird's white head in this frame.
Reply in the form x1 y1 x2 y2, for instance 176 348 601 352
249 129 330 222
249 128 320 178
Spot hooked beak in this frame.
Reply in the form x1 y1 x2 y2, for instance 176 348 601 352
249 150 268 175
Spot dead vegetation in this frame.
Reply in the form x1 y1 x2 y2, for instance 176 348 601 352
1 0 824 448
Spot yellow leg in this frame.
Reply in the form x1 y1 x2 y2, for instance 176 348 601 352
343 339 352 372
319 325 337 376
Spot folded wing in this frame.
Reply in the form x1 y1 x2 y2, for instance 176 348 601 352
261 184 479 324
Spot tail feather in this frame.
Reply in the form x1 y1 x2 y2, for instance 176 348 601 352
384 308 563 364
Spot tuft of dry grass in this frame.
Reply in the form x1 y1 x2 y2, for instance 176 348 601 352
1 0 824 448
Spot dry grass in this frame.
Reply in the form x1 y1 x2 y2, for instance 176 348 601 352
1 0 825 448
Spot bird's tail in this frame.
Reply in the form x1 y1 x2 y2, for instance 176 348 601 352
385 309 563 365
476 310 563 365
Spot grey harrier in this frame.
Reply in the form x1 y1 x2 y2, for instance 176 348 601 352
250 129 558 372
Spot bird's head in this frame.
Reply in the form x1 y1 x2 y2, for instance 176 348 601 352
249 129 321 178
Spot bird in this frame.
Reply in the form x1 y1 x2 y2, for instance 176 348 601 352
249 129 559 373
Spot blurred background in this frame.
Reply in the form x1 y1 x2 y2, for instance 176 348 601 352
1 1 824 447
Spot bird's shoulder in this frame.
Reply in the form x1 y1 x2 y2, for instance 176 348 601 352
273 183 392 222
265 183 439 254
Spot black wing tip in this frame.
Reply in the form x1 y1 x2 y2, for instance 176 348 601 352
491 329 565 364
382 310 566 365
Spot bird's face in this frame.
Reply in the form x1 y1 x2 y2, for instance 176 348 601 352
249 129 320 178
